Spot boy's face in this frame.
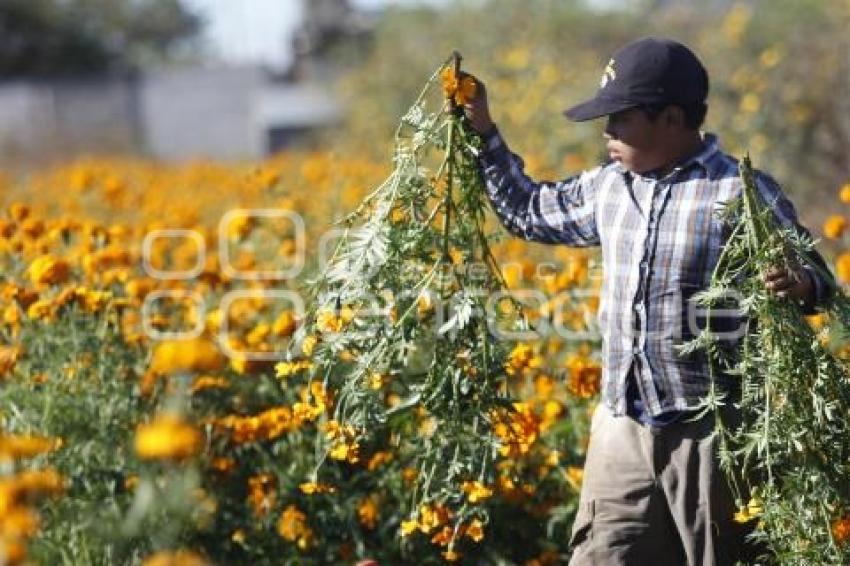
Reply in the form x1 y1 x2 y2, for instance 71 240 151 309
603 107 670 174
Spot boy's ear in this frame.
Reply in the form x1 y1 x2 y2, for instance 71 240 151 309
665 106 685 128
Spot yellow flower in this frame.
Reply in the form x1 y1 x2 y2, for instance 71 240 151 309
247 474 276 517
0 345 22 379
26 254 70 287
733 497 762 524
758 46 782 68
329 441 359 463
277 504 313 549
299 482 336 495
0 434 62 462
8 203 30 222
400 518 419 537
462 480 493 503
272 310 297 336
357 496 379 530
134 414 201 461
823 215 847 239
148 338 226 375
465 518 485 542
417 290 434 317
302 334 319 356
505 343 542 377
141 550 209 566
367 370 385 390
417 503 452 534
836 253 850 283
366 451 393 471
565 466 584 492
840 183 850 204
566 355 602 399
274 359 312 379
440 67 477 105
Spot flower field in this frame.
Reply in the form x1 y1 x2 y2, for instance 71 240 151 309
1 1 850 564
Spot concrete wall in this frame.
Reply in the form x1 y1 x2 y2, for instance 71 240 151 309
0 78 139 160
140 66 266 161
0 66 341 163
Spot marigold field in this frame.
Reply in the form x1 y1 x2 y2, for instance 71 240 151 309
1 1 849 564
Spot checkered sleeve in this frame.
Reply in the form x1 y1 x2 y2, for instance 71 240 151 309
477 128 601 247
755 171 836 312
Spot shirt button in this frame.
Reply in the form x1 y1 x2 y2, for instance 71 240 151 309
633 346 642 355
635 304 644 312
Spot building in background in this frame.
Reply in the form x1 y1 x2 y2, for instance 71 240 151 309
0 0 372 163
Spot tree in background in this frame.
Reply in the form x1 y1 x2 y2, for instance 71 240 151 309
0 0 201 77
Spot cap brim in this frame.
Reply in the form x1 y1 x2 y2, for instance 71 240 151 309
563 96 639 122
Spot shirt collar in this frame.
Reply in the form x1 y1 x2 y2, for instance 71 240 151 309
614 131 725 182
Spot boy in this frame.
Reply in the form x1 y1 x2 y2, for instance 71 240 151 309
463 37 834 564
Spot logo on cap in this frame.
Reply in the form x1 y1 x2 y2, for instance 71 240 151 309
599 59 617 88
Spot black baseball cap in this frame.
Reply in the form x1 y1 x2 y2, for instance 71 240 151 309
564 37 709 122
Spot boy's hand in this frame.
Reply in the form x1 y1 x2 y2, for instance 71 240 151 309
764 263 814 306
458 72 496 136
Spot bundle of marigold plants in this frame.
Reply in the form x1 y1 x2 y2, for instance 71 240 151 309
277 53 540 558
686 155 850 564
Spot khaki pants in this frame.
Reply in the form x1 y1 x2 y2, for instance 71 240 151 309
567 403 754 566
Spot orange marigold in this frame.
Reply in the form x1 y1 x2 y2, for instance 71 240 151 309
823 214 847 239
836 253 850 284
833 515 850 545
134 414 201 461
440 67 477 106
567 355 602 399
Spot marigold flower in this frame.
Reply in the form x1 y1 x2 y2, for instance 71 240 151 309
465 518 485 542
247 474 276 517
274 359 312 379
302 334 319 356
148 338 226 375
462 480 493 503
0 434 62 462
277 504 314 549
733 497 763 523
566 355 601 399
400 518 419 537
141 550 209 566
823 214 847 239
440 67 477 105
0 345 21 378
836 253 850 283
299 481 336 495
25 254 70 287
8 203 30 222
839 183 850 204
272 310 297 336
366 451 393 471
505 343 542 377
357 496 379 530
832 515 850 545
134 414 201 461
565 466 584 492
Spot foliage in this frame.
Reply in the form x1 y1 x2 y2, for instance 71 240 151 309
687 155 850 563
0 0 201 77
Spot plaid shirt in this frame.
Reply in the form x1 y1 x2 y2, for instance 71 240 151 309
478 128 834 417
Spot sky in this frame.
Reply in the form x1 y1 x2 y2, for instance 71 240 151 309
183 0 454 70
